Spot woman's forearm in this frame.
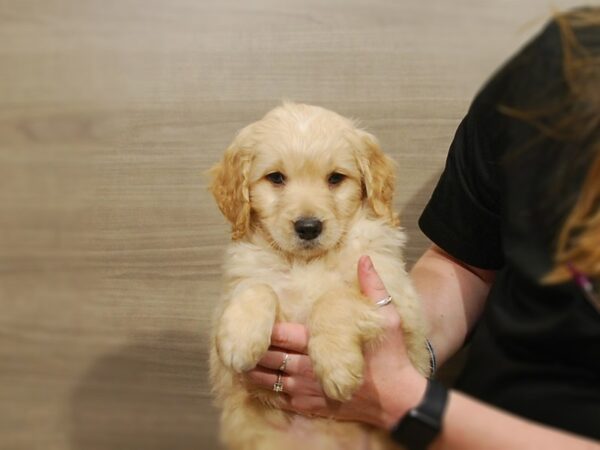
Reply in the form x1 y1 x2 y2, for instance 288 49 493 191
377 369 599 449
407 247 599 448
410 244 496 366
431 390 599 450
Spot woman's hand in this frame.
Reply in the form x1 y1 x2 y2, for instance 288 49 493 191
245 255 427 429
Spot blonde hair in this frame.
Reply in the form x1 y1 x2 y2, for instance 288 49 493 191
501 9 600 284
546 9 600 283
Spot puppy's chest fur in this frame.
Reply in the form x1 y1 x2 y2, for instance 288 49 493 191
223 214 405 321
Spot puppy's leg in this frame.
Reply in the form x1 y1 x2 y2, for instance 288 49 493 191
386 271 431 377
216 284 278 373
308 288 382 401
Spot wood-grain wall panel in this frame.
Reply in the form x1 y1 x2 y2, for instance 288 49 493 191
0 1 587 448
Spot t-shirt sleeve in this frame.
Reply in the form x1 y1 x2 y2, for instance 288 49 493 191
418 109 504 270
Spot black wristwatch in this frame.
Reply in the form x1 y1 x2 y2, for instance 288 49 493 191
390 379 448 450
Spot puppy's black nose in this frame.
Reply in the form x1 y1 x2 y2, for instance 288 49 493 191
294 217 323 241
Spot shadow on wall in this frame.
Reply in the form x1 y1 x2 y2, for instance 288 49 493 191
69 331 220 450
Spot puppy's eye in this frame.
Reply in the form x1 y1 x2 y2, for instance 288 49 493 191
327 172 346 186
265 172 286 185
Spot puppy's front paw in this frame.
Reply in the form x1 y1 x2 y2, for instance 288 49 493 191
309 335 365 402
216 285 278 373
217 318 272 373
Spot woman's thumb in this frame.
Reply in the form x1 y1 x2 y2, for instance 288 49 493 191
358 255 390 303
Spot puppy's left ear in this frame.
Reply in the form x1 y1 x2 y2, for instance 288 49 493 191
210 137 253 240
354 130 399 226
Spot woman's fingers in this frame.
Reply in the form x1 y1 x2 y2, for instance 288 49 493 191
245 367 323 396
256 349 314 377
358 255 402 329
270 322 310 353
358 255 390 303
250 349 320 396
246 323 319 396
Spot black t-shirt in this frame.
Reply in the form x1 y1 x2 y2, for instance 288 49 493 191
418 17 600 440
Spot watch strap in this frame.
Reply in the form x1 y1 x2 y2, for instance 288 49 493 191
390 379 448 450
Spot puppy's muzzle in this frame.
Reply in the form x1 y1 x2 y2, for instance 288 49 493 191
294 217 323 241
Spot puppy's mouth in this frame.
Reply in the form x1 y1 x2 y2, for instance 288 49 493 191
297 238 321 250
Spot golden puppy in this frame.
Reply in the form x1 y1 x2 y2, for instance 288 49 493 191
210 103 430 450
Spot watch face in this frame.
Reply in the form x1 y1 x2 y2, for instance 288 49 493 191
391 409 441 449
410 408 442 430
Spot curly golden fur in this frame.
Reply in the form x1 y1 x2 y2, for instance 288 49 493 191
210 103 429 450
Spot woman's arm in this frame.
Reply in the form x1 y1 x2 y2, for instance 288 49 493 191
429 389 600 450
410 244 496 365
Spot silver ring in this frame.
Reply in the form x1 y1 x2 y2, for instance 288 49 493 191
273 372 284 393
278 353 290 372
374 295 393 308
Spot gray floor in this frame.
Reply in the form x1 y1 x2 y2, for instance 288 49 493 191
0 1 590 449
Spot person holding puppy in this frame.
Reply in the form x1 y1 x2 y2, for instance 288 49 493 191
247 8 600 449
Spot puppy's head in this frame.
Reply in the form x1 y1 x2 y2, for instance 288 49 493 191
211 103 397 257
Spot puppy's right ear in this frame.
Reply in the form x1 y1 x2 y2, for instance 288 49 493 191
210 137 253 240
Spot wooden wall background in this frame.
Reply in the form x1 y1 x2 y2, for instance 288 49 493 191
0 1 589 449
